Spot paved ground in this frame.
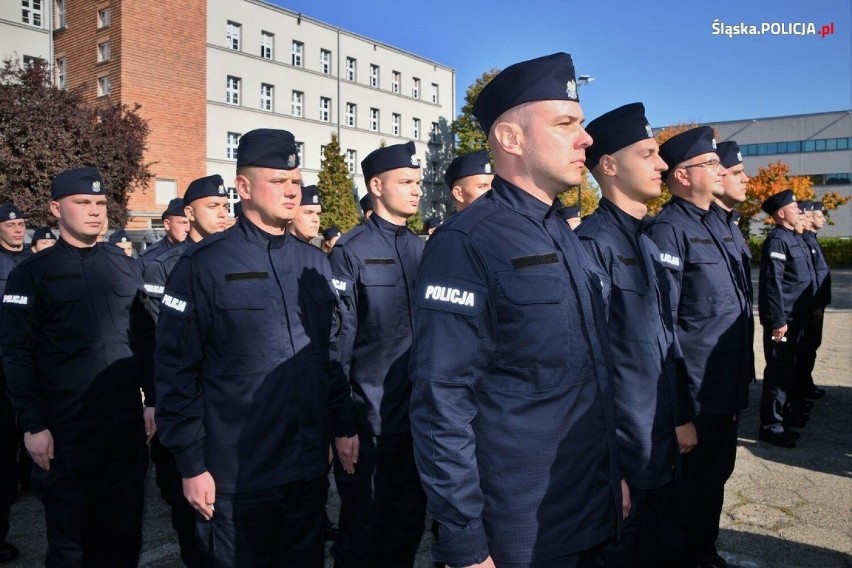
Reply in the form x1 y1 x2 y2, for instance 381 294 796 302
6 271 851 567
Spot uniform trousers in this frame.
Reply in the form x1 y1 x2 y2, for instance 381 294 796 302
795 308 824 394
0 396 16 544
32 417 148 568
195 476 325 568
332 430 426 568
761 324 805 430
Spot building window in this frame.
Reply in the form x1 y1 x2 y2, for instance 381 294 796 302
430 161 440 182
412 118 420 139
320 145 327 164
369 108 379 132
260 31 274 59
97 75 110 97
97 7 110 28
97 41 110 63
412 77 420 98
296 142 304 166
392 71 401 94
226 76 240 105
226 188 240 216
320 49 331 74
226 21 241 50
260 83 273 111
55 57 66 89
22 0 43 27
23 55 44 68
227 132 241 159
291 90 303 117
369 64 379 88
345 103 356 127
155 179 177 204
430 122 440 143
431 83 439 104
55 0 66 28
346 150 357 174
392 113 401 136
292 41 303 67
345 57 356 81
319 97 331 122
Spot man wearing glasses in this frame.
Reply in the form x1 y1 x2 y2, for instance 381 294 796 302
645 127 752 568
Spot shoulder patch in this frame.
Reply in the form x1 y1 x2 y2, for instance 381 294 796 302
143 283 165 296
161 292 189 314
2 294 29 307
769 251 787 261
659 251 682 269
417 277 486 317
184 230 229 256
331 277 354 296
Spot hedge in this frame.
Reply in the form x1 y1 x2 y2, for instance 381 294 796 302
748 237 852 267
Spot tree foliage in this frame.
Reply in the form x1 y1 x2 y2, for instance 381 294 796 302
559 168 600 216
451 69 499 156
317 132 360 233
0 58 151 227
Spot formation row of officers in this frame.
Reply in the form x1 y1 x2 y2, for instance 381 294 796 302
0 52 832 568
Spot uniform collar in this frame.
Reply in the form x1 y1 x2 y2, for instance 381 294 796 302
597 198 644 234
57 237 98 257
237 215 288 249
670 195 712 219
492 176 553 220
369 211 410 237
709 202 728 220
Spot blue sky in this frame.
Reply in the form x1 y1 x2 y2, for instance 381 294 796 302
270 0 850 127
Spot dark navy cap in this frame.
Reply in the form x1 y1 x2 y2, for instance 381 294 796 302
236 129 300 170
716 141 743 169
359 194 373 214
234 201 243 217
108 229 131 244
659 127 717 180
183 174 226 205
796 200 813 212
761 189 795 214
361 141 419 181
585 103 655 171
162 198 186 219
31 226 57 242
51 167 106 199
322 226 341 241
300 185 321 206
0 203 24 222
813 201 826 213
473 52 579 135
424 217 442 230
444 150 493 187
556 205 581 220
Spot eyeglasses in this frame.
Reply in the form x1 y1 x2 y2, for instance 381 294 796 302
681 159 722 171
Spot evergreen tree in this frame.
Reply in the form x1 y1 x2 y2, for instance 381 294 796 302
317 132 360 233
451 69 500 156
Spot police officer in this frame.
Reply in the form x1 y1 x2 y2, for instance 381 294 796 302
556 205 582 230
288 184 322 243
799 201 830 399
757 191 817 448
155 129 354 567
444 150 494 212
578 102 694 566
645 127 751 568
108 228 134 257
321 226 341 254
359 194 373 219
138 198 190 270
142 174 228 568
328 140 426 568
410 52 622 568
30 226 58 253
1 167 155 567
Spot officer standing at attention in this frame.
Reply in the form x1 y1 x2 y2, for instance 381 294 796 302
142 174 228 568
577 102 695 566
138 198 190 270
757 191 817 448
798 201 830 400
288 184 323 243
644 127 751 568
327 141 426 568
30 227 58 253
410 52 623 568
155 129 355 567
359 194 374 220
444 150 494 212
1 167 155 567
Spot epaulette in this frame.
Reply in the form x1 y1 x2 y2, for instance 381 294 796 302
182 230 229 256
574 211 606 239
440 193 499 235
335 224 368 247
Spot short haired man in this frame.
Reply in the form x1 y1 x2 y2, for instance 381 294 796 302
359 194 373 219
155 130 353 567
30 227 58 253
645 127 753 567
444 150 493 212
578 102 694 565
410 53 622 568
757 191 817 448
288 185 322 243
328 141 427 568
321 226 341 254
1 167 155 566
108 229 134 257
138 198 190 270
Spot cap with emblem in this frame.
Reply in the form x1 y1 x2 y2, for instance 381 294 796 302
108 229 131 244
361 141 419 182
51 167 106 199
236 129 300 170
659 126 718 180
796 200 813 213
761 189 795 215
444 150 492 187
716 141 743 169
0 203 24 222
473 52 579 135
812 201 826 213
322 226 341 241
31 226 57 243
359 194 373 214
585 102 655 171
162 198 186 220
300 185 321 207
555 206 581 220
183 174 226 205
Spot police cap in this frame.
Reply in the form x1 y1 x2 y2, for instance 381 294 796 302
359 194 373 214
796 200 813 213
237 129 300 170
812 201 826 213
585 102 655 171
659 127 717 181
300 185 321 206
108 229 131 244
31 226 57 243
361 141 419 182
761 189 795 214
184 174 226 205
162 198 186 220
444 150 492 187
51 167 106 199
716 140 743 169
322 226 341 241
0 203 24 222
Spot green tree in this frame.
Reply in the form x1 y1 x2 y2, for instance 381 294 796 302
0 58 152 228
317 132 360 232
559 168 600 216
451 69 500 155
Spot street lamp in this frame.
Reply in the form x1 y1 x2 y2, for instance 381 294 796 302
576 75 595 210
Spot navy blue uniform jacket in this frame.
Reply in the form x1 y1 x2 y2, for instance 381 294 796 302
802 231 831 309
577 198 689 491
1 240 154 433
141 238 194 321
327 213 424 436
154 216 354 493
410 178 620 567
758 226 817 329
645 196 751 415
138 236 174 272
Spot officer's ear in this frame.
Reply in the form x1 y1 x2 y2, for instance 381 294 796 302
491 121 522 157
184 205 196 223
671 165 690 187
234 168 253 201
598 155 617 177
49 200 61 220
369 175 383 198
451 184 464 205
